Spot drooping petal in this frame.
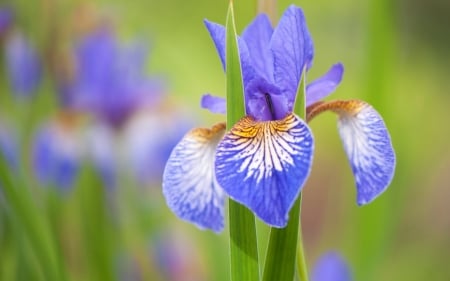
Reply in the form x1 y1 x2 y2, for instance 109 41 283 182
215 113 314 227
163 123 226 232
306 63 344 106
270 5 313 102
307 100 396 205
311 252 352 281
204 19 256 86
242 14 274 82
201 94 226 114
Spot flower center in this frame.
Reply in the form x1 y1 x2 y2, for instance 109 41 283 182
264 93 276 120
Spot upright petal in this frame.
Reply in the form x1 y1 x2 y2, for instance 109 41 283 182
163 123 226 232
270 5 313 101
307 100 396 205
306 63 344 106
201 94 226 114
311 252 352 281
204 20 227 69
242 14 274 82
215 113 314 227
204 20 256 86
5 32 42 97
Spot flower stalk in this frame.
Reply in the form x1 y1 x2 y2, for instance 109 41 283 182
226 2 260 281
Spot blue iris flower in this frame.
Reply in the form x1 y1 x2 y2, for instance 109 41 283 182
61 27 165 129
5 31 42 98
163 5 395 232
311 252 352 281
32 114 82 190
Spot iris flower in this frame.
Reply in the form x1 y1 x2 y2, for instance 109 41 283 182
5 31 42 97
61 27 164 129
311 252 352 281
163 5 395 232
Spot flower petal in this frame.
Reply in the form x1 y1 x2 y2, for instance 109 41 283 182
307 100 396 205
270 5 313 102
32 122 81 190
5 32 42 97
306 63 344 106
201 94 226 114
242 14 274 82
162 123 226 232
204 19 256 86
215 113 314 227
311 252 352 281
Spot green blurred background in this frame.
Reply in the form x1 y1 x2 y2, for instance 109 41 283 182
1 0 449 280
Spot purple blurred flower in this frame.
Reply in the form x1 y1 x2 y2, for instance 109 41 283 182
122 109 192 185
0 6 13 35
61 27 165 128
5 31 42 97
163 5 395 232
311 252 352 281
32 116 82 190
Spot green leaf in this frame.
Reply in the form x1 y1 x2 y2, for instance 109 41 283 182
263 69 309 281
0 152 66 281
293 65 307 118
225 1 260 281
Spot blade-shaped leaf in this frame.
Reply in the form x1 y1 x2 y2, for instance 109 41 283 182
226 1 260 281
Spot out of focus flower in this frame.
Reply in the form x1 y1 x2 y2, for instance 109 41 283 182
311 252 352 281
32 113 83 190
163 5 395 232
122 106 191 186
5 31 42 97
61 27 165 129
0 6 13 36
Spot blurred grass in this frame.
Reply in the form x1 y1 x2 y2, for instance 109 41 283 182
1 0 449 280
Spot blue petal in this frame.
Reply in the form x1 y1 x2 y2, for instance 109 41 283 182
335 101 396 205
242 14 274 82
215 113 314 227
163 123 226 233
5 32 42 97
204 20 226 70
270 5 313 102
204 19 256 87
201 94 226 114
311 252 352 281
306 63 344 106
32 122 80 190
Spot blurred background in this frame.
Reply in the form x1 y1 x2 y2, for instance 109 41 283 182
0 0 449 280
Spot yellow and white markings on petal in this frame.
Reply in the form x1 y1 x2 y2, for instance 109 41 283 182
215 113 314 227
162 123 226 233
307 99 396 204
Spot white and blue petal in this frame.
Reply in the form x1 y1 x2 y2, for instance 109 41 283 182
307 100 396 205
215 113 314 227
163 123 226 233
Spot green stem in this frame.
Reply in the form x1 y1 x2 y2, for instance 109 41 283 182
262 196 301 281
296 197 309 281
225 2 260 280
0 155 65 281
229 200 260 281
